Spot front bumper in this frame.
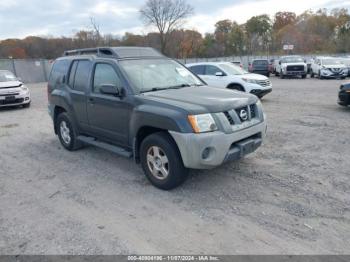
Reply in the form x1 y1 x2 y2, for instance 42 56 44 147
0 92 30 107
252 70 269 75
250 88 272 98
169 120 267 169
338 90 350 106
320 71 347 78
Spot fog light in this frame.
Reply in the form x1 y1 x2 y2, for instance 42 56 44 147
25 97 29 101
202 147 211 160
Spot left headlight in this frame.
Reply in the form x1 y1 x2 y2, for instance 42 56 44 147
242 78 258 84
188 114 218 133
21 85 29 92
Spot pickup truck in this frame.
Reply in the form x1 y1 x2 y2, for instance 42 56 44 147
48 47 267 190
275 56 307 79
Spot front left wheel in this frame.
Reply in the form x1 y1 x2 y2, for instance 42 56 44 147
56 112 82 151
140 132 189 190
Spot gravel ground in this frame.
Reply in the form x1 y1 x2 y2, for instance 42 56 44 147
0 77 349 255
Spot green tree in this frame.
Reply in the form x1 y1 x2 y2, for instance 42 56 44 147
245 14 272 54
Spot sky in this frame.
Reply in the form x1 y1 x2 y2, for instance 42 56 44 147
0 0 349 39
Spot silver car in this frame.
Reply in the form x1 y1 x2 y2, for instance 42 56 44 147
0 70 31 108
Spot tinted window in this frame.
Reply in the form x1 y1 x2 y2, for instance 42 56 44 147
93 63 122 94
68 61 78 88
49 59 70 86
205 65 225 76
189 65 205 75
253 60 268 65
74 60 91 92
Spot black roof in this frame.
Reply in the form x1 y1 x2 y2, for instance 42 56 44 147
63 47 164 59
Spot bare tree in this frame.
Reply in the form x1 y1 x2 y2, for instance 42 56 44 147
140 0 194 54
90 17 102 45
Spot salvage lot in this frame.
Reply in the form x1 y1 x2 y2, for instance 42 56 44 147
0 77 349 254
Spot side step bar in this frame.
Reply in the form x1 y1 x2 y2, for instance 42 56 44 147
77 136 132 158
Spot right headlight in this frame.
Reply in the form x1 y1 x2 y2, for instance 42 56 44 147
188 114 218 133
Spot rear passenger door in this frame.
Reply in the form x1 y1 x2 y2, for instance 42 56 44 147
86 62 130 146
68 60 92 128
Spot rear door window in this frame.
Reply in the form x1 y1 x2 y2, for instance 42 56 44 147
68 61 78 88
73 60 92 92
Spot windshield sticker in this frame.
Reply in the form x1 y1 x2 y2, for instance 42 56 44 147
176 67 190 77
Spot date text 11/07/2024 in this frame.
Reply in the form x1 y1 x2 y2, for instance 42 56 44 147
127 255 220 261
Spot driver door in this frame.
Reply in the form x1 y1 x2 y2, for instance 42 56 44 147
86 62 131 146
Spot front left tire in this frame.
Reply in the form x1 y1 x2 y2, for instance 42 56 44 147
140 132 189 190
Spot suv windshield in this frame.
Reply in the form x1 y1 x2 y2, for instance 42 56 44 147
119 59 203 93
219 63 248 75
281 57 304 63
0 71 17 82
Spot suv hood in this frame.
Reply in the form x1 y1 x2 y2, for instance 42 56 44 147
237 73 268 80
0 81 22 89
142 86 258 114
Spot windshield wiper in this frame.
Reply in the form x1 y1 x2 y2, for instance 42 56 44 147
140 84 192 93
140 87 169 93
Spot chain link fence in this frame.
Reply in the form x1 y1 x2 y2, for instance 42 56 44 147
0 59 51 83
178 54 350 69
1 54 349 83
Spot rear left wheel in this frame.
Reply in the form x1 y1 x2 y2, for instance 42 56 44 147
140 132 188 190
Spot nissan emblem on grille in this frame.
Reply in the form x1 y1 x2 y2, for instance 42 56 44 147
240 109 248 121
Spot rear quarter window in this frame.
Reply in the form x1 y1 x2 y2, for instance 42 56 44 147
48 59 70 86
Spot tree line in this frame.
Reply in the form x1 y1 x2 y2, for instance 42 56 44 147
0 5 349 59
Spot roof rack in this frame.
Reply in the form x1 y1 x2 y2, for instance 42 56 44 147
63 47 116 57
63 46 164 59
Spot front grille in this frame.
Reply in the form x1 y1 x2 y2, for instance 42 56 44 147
235 106 249 122
330 68 343 74
0 93 19 96
224 104 258 125
250 104 256 118
287 65 304 71
224 111 234 125
256 80 271 87
0 98 24 105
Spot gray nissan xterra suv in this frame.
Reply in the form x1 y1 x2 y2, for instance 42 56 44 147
48 47 267 190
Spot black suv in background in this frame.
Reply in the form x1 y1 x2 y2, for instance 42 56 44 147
248 59 270 77
48 47 267 190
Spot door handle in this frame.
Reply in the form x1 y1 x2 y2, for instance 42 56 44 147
88 97 95 105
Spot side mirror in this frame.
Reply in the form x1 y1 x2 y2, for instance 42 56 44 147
279 61 281 65
100 84 122 97
215 72 224 77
